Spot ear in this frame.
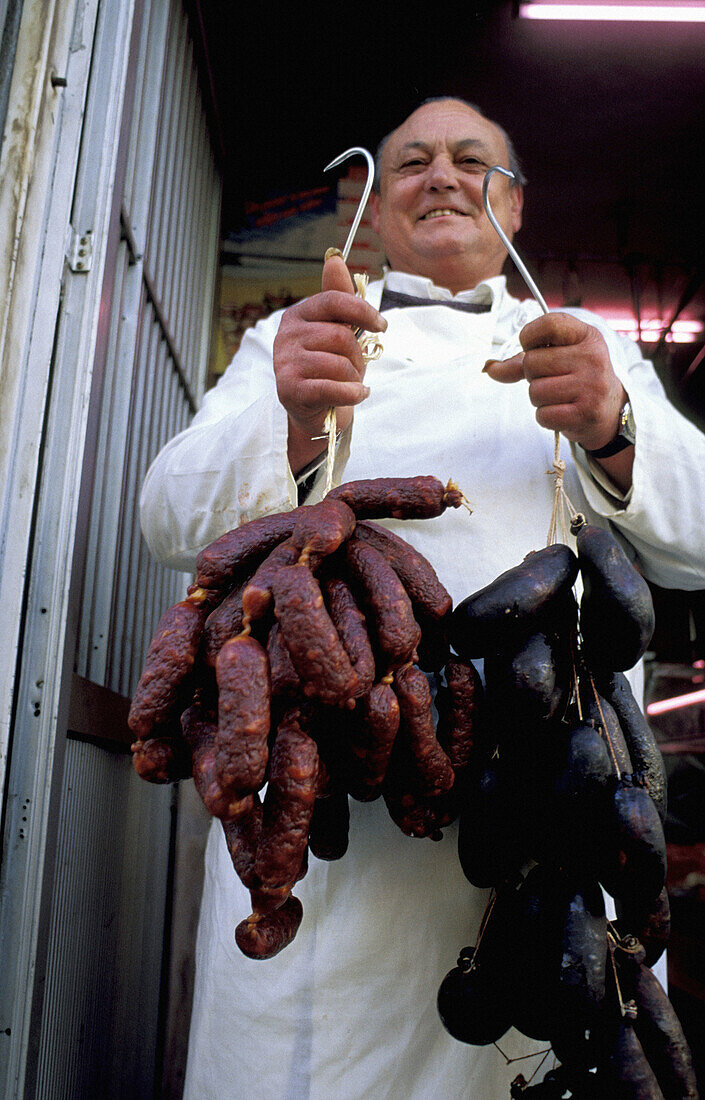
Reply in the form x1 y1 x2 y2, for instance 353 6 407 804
510 184 523 234
369 190 381 235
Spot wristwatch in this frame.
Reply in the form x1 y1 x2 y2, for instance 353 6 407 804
585 400 636 459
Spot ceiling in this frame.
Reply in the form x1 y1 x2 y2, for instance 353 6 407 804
196 0 705 420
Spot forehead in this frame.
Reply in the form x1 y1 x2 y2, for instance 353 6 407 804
381 101 510 172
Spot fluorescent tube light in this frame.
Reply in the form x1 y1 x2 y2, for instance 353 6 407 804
521 3 705 19
646 687 705 716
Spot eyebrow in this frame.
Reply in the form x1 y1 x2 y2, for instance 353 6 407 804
396 138 495 159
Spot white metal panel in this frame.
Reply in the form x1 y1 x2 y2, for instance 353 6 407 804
0 0 137 1094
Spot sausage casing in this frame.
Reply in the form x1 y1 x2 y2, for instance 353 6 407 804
355 520 452 620
346 537 421 670
323 576 375 697
328 476 463 519
438 658 482 772
235 895 304 960
131 736 193 783
272 565 360 707
292 498 355 560
215 635 271 795
348 681 400 800
195 509 301 593
394 663 454 796
253 709 319 912
128 597 207 739
241 537 301 625
182 702 254 821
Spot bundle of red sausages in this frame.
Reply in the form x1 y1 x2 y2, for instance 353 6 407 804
128 476 480 959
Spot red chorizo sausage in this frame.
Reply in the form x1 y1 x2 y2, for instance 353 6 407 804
128 595 208 739
241 537 301 625
222 796 263 890
131 736 193 783
182 702 254 820
394 664 454 796
438 658 483 772
345 537 421 671
235 895 304 960
354 521 452 620
271 565 360 707
202 579 248 667
267 620 301 697
195 509 301 593
323 576 375 697
291 498 355 562
215 635 271 795
308 786 350 861
252 709 319 914
348 681 400 801
327 475 463 519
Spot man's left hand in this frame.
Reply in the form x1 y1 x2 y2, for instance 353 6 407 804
484 312 626 453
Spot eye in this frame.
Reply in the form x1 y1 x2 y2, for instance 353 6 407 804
459 156 486 170
400 157 427 170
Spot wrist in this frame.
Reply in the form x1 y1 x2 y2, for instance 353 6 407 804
583 398 636 459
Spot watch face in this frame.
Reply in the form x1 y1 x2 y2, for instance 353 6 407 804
620 401 636 445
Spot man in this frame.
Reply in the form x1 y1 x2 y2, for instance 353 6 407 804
141 99 705 1098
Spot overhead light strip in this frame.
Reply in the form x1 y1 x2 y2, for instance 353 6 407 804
646 687 705 716
521 3 705 19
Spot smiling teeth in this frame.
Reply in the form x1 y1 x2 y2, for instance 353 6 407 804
422 209 463 219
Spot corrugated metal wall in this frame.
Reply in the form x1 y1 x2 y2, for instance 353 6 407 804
32 0 220 1095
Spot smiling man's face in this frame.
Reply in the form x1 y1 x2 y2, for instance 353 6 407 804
369 100 523 294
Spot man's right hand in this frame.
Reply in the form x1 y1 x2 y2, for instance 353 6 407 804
273 253 387 475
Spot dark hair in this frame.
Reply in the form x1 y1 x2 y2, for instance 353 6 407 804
372 97 526 193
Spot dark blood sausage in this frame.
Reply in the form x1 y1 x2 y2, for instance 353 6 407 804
348 681 401 800
241 537 301 626
215 635 271 795
131 736 193 783
346 537 421 670
438 658 482 772
394 664 454 796
600 779 667 911
308 786 350 861
632 962 699 1099
354 520 452 620
291 498 355 561
450 543 579 659
577 523 655 672
182 703 254 821
202 579 248 667
615 886 671 969
327 475 463 519
222 796 263 889
323 576 375 696
599 1019 665 1099
252 711 319 914
128 596 208 739
235 895 304 960
598 671 667 821
271 565 360 707
267 621 301 697
195 509 301 593
583 689 634 779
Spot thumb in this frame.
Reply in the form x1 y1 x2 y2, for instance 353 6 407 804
321 249 355 295
483 352 526 383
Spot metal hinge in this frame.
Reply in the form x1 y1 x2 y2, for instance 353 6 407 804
67 228 93 272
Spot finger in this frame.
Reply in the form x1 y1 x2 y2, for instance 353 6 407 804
535 403 589 440
301 323 368 374
520 312 590 352
298 377 370 413
297 289 386 333
483 352 526 383
527 375 580 410
321 252 355 296
300 351 369 387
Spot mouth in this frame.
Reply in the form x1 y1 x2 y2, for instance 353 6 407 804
419 208 468 221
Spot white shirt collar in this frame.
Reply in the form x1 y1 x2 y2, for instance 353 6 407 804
381 267 506 310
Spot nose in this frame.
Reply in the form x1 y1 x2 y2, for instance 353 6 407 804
424 156 458 191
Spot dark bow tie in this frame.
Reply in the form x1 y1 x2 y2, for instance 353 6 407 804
380 287 492 314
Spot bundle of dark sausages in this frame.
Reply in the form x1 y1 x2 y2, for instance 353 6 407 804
128 476 482 959
440 523 698 1098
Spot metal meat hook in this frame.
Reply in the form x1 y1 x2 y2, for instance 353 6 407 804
324 146 375 263
482 165 549 315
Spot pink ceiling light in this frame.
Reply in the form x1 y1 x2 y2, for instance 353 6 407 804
647 688 705 716
521 2 705 19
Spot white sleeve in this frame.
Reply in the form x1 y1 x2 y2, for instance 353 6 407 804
140 311 296 572
567 309 705 590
